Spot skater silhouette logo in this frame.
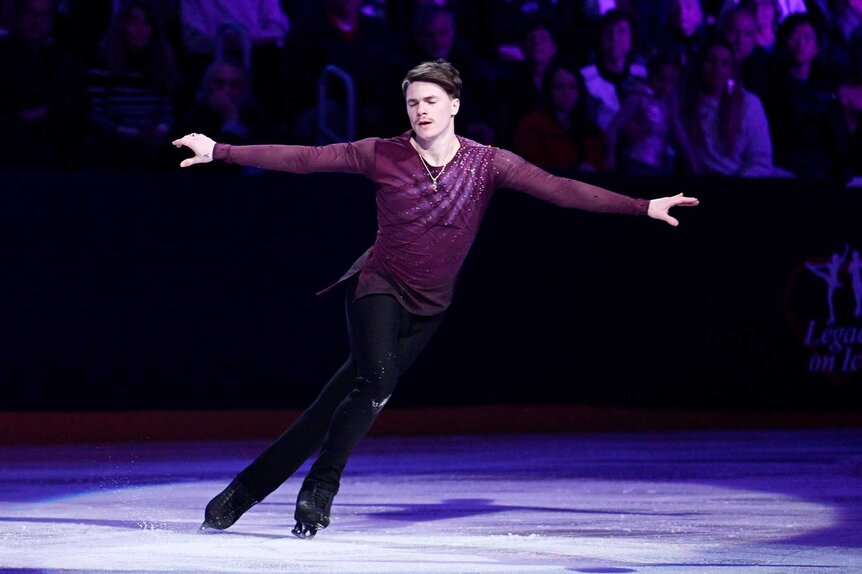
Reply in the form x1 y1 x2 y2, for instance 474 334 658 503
785 243 862 383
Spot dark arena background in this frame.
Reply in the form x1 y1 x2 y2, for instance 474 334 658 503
2 170 861 419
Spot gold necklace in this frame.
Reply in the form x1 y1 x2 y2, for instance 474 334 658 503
416 141 457 192
418 154 446 191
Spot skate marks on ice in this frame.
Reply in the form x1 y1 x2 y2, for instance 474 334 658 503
0 429 860 573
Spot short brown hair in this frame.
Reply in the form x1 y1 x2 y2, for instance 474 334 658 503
401 59 462 99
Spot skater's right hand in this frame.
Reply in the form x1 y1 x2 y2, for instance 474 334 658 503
172 132 216 168
647 193 699 227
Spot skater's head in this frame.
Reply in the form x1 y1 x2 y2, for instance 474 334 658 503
402 59 461 100
402 59 461 142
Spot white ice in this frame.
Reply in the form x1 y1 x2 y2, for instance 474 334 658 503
0 429 860 573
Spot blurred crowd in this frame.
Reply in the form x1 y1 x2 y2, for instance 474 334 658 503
1 0 860 179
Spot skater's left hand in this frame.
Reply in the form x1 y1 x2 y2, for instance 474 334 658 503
647 193 699 227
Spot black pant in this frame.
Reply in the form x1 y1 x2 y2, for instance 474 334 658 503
236 278 444 498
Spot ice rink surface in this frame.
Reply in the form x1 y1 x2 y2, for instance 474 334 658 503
0 428 860 573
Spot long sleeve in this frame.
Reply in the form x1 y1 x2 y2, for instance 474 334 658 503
492 147 649 215
212 138 377 175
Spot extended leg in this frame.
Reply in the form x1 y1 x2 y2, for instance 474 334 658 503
199 357 358 531
293 294 443 537
201 281 363 531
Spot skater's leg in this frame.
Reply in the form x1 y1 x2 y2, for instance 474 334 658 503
292 297 443 537
201 280 362 530
235 357 358 498
200 357 358 531
303 295 444 491
226 278 368 499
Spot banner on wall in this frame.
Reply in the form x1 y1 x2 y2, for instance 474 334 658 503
786 243 862 384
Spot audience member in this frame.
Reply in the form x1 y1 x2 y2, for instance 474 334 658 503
282 0 405 140
0 0 856 178
657 0 711 67
720 4 773 94
606 50 698 175
495 20 560 145
178 1 288 120
580 9 648 132
85 0 181 170
762 13 852 178
804 0 862 77
0 0 87 168
52 1 181 65
405 5 499 143
680 39 780 176
512 60 607 172
841 10 862 174
175 58 277 170
739 0 782 51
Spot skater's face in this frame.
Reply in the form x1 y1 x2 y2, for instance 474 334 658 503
405 81 459 141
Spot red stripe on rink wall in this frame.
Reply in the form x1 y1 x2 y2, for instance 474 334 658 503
1 406 861 445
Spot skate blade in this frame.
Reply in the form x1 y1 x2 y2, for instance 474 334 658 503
199 516 234 533
198 521 222 533
291 521 319 539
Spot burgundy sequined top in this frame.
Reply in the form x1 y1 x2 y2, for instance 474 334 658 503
213 131 649 316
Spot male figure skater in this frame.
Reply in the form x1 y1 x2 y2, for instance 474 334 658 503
173 59 698 539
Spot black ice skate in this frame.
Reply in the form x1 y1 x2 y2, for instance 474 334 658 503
199 478 259 531
291 482 336 539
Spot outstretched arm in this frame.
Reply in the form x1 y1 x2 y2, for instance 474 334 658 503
171 132 376 174
494 148 698 225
